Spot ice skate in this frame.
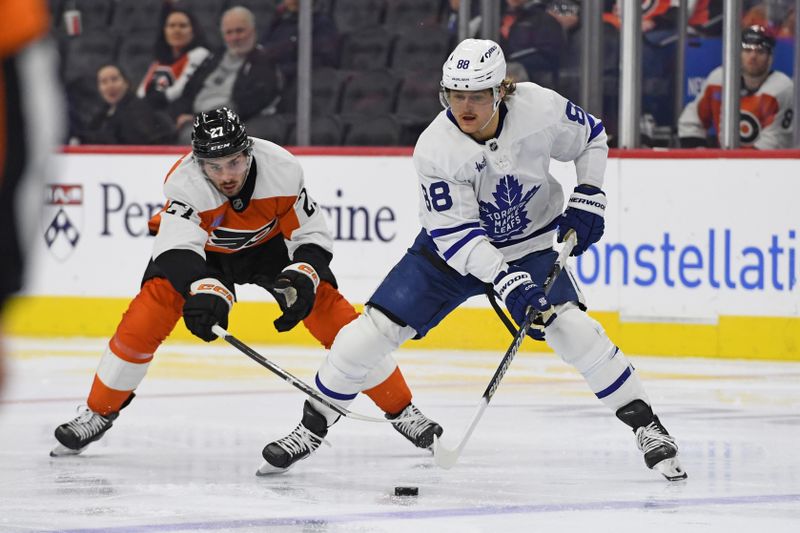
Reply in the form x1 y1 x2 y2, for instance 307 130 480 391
50 407 118 457
258 401 329 475
386 403 443 450
616 400 687 481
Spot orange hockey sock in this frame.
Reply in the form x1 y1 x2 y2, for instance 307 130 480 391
363 366 412 416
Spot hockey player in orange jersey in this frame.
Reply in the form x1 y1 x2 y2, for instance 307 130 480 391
50 107 442 460
678 25 794 149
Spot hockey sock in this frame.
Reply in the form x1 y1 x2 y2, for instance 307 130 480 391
363 365 413 416
87 277 182 415
302 282 359 349
313 307 416 424
546 305 648 411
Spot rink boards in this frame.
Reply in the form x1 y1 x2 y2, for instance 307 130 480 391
7 147 800 361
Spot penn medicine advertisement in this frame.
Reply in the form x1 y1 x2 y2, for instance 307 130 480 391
20 151 800 358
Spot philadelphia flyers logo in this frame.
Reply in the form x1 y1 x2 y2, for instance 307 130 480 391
739 111 761 145
208 219 276 250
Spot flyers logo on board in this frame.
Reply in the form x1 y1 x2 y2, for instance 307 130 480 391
43 184 83 261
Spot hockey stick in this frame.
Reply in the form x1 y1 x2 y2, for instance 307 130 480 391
432 230 578 468
211 325 419 424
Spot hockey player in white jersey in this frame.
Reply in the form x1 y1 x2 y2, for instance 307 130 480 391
260 39 687 481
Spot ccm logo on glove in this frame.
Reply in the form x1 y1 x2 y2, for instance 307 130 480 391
183 278 234 342
191 280 234 307
288 262 320 289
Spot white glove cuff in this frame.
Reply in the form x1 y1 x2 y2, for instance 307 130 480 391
567 191 607 217
283 262 320 292
493 270 533 306
189 278 234 310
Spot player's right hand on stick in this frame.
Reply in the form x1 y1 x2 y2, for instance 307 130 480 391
493 267 556 338
183 278 234 341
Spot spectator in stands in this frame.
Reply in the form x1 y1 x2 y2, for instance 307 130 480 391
137 7 210 111
678 25 794 149
261 0 338 85
78 64 175 145
602 0 679 144
688 0 723 36
443 0 482 39
603 0 677 41
545 0 582 102
500 0 565 85
548 0 581 34
171 6 283 143
743 0 795 37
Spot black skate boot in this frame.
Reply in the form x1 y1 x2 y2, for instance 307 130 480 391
258 401 329 475
50 393 134 457
386 403 443 450
51 409 119 457
616 400 687 481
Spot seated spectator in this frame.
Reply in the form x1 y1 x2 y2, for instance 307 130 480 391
546 0 582 102
743 1 795 37
688 0 723 36
500 0 565 84
602 0 679 143
136 7 211 110
603 0 677 41
261 0 339 85
77 64 175 145
678 25 794 149
171 6 283 143
443 0 482 39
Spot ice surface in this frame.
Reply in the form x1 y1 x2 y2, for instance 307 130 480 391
1 337 798 532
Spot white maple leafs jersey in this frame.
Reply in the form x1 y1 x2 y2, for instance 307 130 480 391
149 138 332 263
413 82 608 283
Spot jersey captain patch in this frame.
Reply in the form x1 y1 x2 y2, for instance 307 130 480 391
478 175 539 241
208 219 277 250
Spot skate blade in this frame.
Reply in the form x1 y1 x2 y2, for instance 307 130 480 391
50 443 87 457
255 461 292 476
653 457 688 481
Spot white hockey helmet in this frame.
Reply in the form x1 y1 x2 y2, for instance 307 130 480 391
441 38 507 92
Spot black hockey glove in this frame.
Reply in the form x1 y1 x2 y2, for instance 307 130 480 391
493 266 556 336
270 263 319 332
558 184 606 256
182 278 234 342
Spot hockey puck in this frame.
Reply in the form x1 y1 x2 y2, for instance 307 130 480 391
394 486 419 496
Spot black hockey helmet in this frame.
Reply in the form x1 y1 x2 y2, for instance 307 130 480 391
192 107 253 159
742 25 775 53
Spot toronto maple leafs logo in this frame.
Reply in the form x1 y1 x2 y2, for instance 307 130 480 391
478 175 539 241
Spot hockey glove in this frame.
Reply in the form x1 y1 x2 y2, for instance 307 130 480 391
558 184 606 256
183 278 234 342
493 267 556 336
271 263 319 332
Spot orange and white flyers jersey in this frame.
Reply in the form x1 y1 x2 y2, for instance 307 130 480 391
678 68 794 149
149 138 332 263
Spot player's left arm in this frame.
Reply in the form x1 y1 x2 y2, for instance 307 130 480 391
549 94 609 255
753 79 794 150
267 164 335 331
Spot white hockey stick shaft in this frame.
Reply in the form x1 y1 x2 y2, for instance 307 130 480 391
433 231 578 469
211 325 418 424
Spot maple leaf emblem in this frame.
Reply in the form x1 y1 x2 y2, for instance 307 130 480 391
478 175 539 241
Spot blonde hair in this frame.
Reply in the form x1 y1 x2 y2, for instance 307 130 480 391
500 78 517 100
